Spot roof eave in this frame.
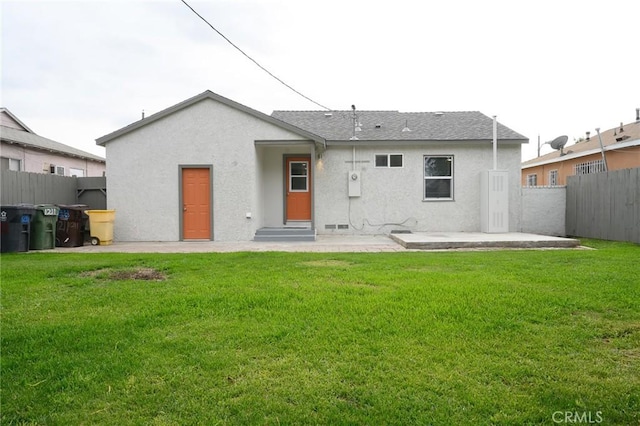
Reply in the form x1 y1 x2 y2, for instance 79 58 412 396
1 137 105 162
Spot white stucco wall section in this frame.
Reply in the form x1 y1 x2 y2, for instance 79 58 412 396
105 98 310 242
521 186 566 236
314 143 522 234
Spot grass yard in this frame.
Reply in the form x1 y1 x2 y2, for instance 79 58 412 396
1 240 639 425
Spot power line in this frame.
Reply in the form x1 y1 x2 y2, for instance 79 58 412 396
179 0 331 111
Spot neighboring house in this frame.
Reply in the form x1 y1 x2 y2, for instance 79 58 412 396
1 108 106 177
96 90 528 242
521 111 640 186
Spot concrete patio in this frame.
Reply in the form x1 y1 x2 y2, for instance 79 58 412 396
390 232 580 250
47 232 582 253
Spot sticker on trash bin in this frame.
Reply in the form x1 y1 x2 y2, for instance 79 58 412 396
43 207 57 216
59 209 70 220
21 215 30 224
0 211 6 222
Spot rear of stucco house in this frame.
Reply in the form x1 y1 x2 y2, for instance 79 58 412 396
96 90 528 242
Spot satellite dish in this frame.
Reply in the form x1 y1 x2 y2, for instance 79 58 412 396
549 135 568 150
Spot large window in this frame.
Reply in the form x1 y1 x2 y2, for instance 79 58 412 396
424 156 453 200
526 174 537 186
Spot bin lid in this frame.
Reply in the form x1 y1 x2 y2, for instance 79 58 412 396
56 204 88 210
1 204 35 210
35 204 60 215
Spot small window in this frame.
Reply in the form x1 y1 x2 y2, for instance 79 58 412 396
424 156 453 200
50 165 65 176
375 154 403 168
1 157 21 171
526 174 537 186
548 170 558 186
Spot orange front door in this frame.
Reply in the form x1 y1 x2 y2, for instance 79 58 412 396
286 156 311 221
182 168 211 239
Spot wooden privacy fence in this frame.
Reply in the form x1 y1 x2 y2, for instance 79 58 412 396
566 167 640 243
1 170 106 209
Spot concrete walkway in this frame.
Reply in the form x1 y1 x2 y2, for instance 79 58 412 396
48 233 582 253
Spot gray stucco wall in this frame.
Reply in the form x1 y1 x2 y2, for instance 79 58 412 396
521 186 566 236
105 96 525 241
105 98 308 242
257 145 314 227
314 143 523 234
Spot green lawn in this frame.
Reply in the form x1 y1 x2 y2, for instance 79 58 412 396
1 240 639 425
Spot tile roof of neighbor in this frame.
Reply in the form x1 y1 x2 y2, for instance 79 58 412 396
1 125 105 162
522 119 640 167
271 110 528 142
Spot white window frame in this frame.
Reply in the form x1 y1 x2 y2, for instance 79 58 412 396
51 165 65 176
423 155 454 201
289 161 309 192
2 157 22 171
375 153 404 168
527 174 538 186
69 167 85 177
548 170 558 186
574 159 605 175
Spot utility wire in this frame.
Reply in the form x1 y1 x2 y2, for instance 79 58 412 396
179 0 331 111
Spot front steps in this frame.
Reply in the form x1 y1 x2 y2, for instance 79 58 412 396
253 227 316 242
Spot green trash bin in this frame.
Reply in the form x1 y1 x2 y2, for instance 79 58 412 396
30 205 59 250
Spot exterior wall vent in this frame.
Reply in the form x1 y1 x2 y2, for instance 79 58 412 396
337 224 349 230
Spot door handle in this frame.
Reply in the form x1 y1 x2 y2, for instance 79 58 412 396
183 205 187 211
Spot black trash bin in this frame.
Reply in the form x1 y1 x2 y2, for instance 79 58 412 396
1 205 35 253
56 204 88 247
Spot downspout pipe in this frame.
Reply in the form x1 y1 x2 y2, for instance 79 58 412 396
492 115 498 170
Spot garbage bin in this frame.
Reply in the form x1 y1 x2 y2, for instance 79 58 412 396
1 205 35 253
30 204 59 250
56 204 88 247
85 210 115 246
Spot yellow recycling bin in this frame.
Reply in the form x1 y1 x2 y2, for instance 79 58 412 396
86 210 115 246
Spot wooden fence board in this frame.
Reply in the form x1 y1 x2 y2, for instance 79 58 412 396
566 168 639 243
1 170 105 208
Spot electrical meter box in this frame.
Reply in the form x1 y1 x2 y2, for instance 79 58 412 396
348 171 361 197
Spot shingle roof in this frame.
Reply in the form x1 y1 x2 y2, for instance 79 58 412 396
1 125 105 162
271 110 528 142
522 120 640 167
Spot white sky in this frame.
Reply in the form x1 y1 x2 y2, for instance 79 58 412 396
1 0 638 160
